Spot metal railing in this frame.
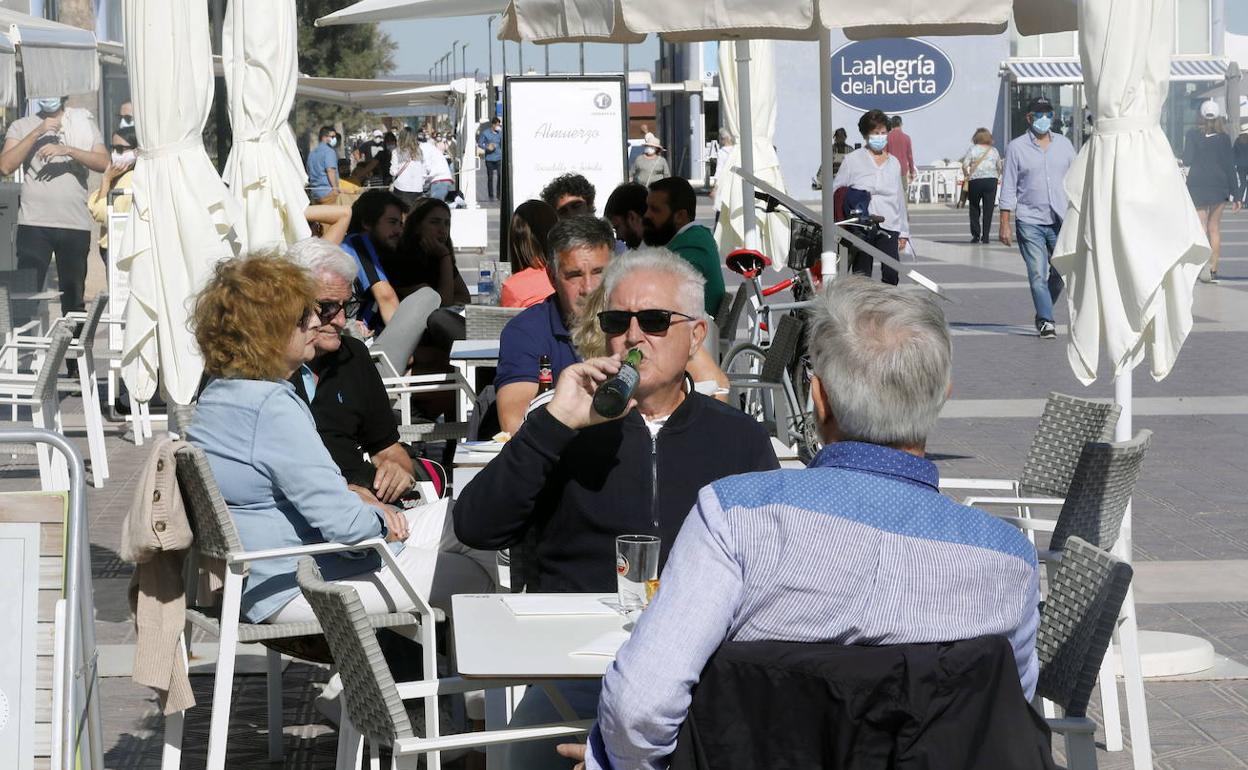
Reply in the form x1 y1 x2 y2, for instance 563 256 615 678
1 428 102 770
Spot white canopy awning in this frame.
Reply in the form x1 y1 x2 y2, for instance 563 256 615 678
316 0 504 26
0 9 99 99
296 76 449 109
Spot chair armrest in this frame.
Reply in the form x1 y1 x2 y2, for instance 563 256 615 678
939 477 1018 492
1045 716 1096 735
395 676 540 699
992 515 1058 533
393 720 593 755
962 496 1064 508
230 537 438 621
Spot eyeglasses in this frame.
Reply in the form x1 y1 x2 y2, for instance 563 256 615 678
1033 111 1055 120
316 298 360 323
598 309 696 335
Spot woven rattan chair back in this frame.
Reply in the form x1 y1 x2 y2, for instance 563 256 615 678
718 284 750 345
1050 431 1152 552
175 444 245 561
76 293 108 354
0 286 11 336
296 557 414 745
465 305 523 339
1035 537 1133 717
712 292 731 327
32 327 73 402
1018 393 1121 498
760 314 802 384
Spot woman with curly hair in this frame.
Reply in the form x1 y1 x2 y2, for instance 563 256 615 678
186 251 495 625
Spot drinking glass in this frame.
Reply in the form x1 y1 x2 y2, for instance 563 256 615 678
616 534 660 611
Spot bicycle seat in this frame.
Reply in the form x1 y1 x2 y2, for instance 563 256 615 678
726 248 771 278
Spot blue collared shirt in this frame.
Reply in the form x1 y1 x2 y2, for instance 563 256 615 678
493 293 580 390
999 130 1076 226
306 142 337 198
586 441 1041 770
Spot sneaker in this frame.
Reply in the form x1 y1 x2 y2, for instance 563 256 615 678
1037 320 1057 339
1209 270 1220 284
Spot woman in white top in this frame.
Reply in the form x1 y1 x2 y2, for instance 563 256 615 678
831 109 909 285
422 136 455 202
390 129 428 209
960 127 1003 243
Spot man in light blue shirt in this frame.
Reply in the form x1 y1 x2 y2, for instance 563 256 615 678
561 276 1041 770
477 116 503 201
999 96 1076 339
306 125 340 204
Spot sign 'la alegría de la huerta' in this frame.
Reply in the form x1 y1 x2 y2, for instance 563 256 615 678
830 37 955 114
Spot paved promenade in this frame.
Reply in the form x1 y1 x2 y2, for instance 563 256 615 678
2 198 1246 768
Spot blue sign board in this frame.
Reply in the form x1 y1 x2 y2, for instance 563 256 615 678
830 38 955 114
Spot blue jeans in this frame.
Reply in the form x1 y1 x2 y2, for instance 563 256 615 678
1015 221 1064 323
429 180 453 202
502 680 601 769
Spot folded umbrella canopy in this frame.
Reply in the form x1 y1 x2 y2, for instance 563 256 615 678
119 0 242 406
223 0 312 250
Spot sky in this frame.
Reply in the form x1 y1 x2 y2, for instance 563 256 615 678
381 18 661 80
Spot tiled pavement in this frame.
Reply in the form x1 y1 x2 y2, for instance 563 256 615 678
3 198 1247 768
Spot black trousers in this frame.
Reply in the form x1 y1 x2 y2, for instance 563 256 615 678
485 159 501 199
967 178 998 242
850 228 900 286
17 224 91 312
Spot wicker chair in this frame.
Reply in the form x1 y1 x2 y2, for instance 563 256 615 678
0 326 73 488
296 557 592 770
716 284 751 355
167 445 439 770
5 295 112 486
722 313 804 439
1035 537 1134 769
946 392 1121 504
464 304 523 340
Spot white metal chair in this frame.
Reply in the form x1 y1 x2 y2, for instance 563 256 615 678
165 444 441 770
4 295 112 486
0 326 73 489
296 557 591 770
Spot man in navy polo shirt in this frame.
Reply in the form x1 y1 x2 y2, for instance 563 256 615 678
494 216 614 435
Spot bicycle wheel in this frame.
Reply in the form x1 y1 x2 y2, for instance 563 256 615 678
721 342 775 431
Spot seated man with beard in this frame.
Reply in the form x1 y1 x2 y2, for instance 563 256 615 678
492 215 614 436
340 189 444 374
644 176 725 316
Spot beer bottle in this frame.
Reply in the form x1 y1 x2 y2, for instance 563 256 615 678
592 348 643 418
536 355 553 395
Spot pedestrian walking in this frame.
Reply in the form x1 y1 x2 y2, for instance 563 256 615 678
631 132 671 187
1185 100 1241 284
960 128 1002 243
478 116 503 201
999 97 1076 339
831 109 909 286
390 128 427 210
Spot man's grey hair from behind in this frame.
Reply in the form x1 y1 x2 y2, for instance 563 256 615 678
806 276 951 448
600 247 705 320
546 215 617 279
287 237 358 287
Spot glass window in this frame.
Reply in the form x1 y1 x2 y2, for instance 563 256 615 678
1042 32 1076 58
1176 0 1211 55
1014 33 1042 58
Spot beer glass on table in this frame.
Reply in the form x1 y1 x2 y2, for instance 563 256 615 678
616 534 660 611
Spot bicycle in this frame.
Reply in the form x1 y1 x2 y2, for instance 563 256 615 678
720 195 887 461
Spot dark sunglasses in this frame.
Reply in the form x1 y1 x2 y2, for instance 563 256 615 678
1032 111 1055 120
316 298 361 323
598 309 696 335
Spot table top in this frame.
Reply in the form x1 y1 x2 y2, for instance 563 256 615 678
450 339 501 361
452 593 632 678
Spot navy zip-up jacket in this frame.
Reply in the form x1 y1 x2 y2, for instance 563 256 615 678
454 393 779 593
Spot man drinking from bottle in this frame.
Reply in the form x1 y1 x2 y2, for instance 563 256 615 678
455 249 777 770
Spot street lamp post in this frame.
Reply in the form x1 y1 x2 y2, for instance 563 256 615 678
579 43 585 75
462 42 469 84
545 46 550 75
487 15 496 103
451 40 460 81
518 41 524 75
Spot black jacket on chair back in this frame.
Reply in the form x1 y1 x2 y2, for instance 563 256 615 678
669 635 1059 770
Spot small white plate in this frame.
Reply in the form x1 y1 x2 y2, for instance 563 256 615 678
462 440 506 454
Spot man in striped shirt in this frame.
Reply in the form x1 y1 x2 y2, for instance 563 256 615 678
564 276 1041 770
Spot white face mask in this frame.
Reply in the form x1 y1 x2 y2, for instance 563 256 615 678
111 149 136 165
644 147 657 156
328 136 339 148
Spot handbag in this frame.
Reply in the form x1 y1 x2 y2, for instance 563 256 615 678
959 147 990 204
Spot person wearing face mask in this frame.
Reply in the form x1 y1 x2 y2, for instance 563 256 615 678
0 95 109 313
307 125 341 204
88 125 138 265
999 97 1076 339
631 132 671 187
830 109 910 286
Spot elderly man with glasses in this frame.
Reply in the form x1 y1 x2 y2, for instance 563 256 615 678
562 277 1041 770
455 248 778 770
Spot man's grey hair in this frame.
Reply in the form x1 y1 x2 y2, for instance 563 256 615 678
287 237 357 286
546 216 616 278
601 247 705 320
718 128 734 143
807 276 951 447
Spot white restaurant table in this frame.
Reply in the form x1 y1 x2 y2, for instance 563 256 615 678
453 593 631 769
449 339 500 420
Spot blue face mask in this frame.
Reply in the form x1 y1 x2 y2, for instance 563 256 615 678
867 134 888 152
35 97 63 115
1031 114 1053 135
